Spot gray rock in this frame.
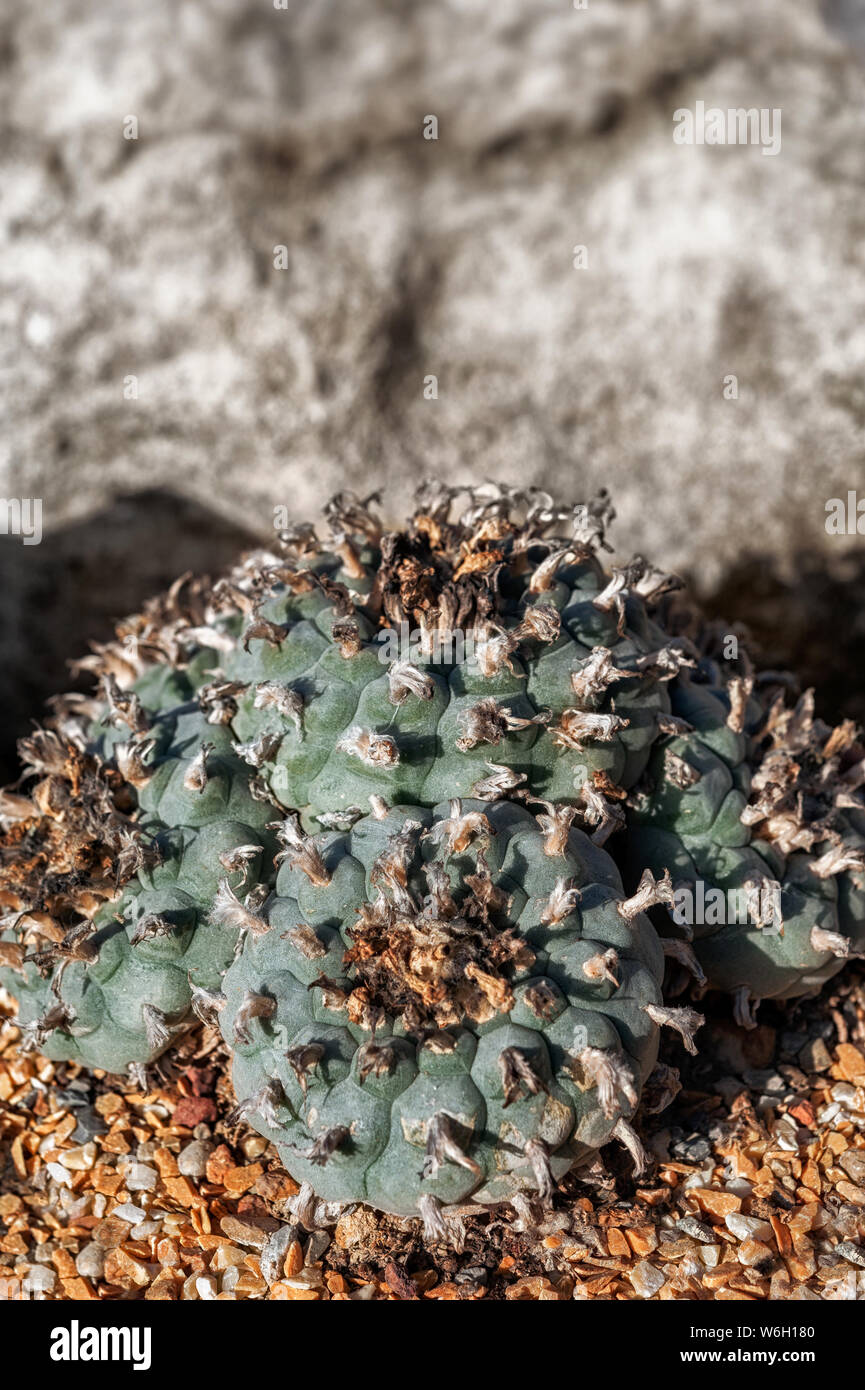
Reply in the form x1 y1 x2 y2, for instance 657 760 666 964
799 1037 834 1073
72 1106 108 1143
2 0 865 585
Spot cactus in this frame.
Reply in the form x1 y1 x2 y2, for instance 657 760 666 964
622 652 865 1024
1 480 861 1217
0 484 685 1075
216 799 676 1217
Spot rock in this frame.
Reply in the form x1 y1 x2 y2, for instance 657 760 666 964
669 1132 712 1163
177 1139 213 1179
24 1265 56 1295
219 1214 280 1249
75 1242 106 1280
172 1097 218 1128
71 1106 108 1143
334 1205 380 1250
799 1037 834 1073
840 1151 865 1185
629 1260 666 1298
58 1142 97 1171
124 1163 158 1192
725 1213 773 1242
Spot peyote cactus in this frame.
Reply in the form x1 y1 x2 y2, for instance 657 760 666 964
622 643 865 1024
0 718 276 1071
0 484 689 1079
215 798 677 1220
1 479 862 1219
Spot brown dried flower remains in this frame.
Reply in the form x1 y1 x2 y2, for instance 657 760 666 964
343 830 533 1034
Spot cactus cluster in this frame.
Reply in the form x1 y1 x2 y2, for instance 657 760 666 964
0 481 862 1222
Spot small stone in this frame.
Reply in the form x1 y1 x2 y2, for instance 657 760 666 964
205 1144 234 1185
71 1106 107 1143
625 1226 657 1257
670 1133 712 1163
304 1229 331 1264
629 1259 665 1298
131 1220 162 1239
834 1241 865 1268
737 1239 774 1268
223 1163 263 1195
260 1225 298 1285
59 1142 97 1171
212 1245 248 1271
835 1045 865 1082
725 1213 773 1242
24 1265 56 1295
335 1206 379 1249
75 1243 105 1280
799 1037 833 1073
178 1140 213 1178
840 1151 865 1185
103 1247 150 1289
743 1069 787 1095
606 1228 630 1257
779 1031 807 1059
112 1203 146 1223
831 1082 862 1108
93 1215 133 1249
125 1163 158 1192
172 1097 218 1128
220 1215 278 1249
690 1189 743 1220
677 1216 715 1244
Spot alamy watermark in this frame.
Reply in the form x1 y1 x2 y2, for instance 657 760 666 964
673 102 781 157
0 497 42 545
49 1319 151 1370
671 879 782 933
826 491 865 535
377 621 479 667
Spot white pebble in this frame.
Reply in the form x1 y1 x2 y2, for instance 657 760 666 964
125 1163 158 1192
629 1259 666 1298
725 1213 772 1241
112 1203 145 1223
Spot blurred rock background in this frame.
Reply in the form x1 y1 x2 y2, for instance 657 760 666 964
1 0 864 773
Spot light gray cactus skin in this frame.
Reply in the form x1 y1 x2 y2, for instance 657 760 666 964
219 800 665 1217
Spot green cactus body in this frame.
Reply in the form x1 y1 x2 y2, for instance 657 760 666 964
218 800 666 1216
1 488 682 1076
622 674 864 1018
0 710 277 1070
